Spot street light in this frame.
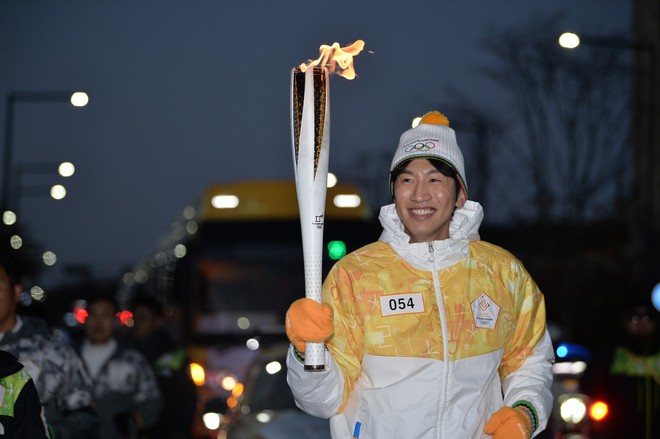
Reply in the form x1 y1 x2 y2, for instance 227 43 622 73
12 161 76 218
1 91 88 214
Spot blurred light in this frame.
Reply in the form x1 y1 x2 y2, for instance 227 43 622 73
10 235 22 249
589 401 609 421
255 412 272 423
50 184 66 200
174 244 187 258
237 317 250 330
155 251 167 266
327 173 337 188
556 344 568 358
63 312 78 327
212 195 239 209
74 307 89 324
555 343 592 361
202 413 221 430
3 211 17 225
559 32 580 49
226 397 238 409
30 286 46 302
122 272 136 286
186 220 198 235
334 194 361 208
220 375 237 391
265 361 282 375
560 396 587 424
412 116 422 128
42 251 57 266
552 361 588 375
58 162 75 177
189 363 205 386
116 310 133 326
19 291 32 306
328 240 347 260
183 205 196 220
652 282 660 312
246 338 260 350
70 92 89 107
134 269 148 284
231 383 244 397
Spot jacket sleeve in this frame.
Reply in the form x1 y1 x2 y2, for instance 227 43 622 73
286 346 346 418
286 264 359 418
499 261 555 436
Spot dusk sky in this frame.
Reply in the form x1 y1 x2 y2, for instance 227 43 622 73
0 0 631 286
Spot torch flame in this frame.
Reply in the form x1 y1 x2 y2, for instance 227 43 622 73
299 40 365 79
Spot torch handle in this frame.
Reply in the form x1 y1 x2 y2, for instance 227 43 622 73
302 250 326 370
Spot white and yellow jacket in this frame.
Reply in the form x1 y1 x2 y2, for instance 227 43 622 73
287 201 554 438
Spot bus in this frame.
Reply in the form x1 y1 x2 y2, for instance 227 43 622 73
121 179 379 436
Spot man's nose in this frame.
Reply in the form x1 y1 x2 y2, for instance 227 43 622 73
411 182 431 202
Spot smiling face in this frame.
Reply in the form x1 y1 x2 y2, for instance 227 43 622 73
393 159 466 243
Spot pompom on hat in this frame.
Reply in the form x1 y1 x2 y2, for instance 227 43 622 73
389 111 468 199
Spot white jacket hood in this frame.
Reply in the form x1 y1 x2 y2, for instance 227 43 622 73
378 200 484 270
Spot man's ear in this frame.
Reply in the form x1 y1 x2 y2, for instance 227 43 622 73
13 283 22 304
455 190 467 209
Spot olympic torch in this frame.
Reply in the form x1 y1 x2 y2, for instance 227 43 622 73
291 66 329 370
290 40 365 371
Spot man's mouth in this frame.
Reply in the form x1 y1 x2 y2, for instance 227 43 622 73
409 208 435 215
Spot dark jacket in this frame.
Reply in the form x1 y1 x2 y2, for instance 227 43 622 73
0 350 51 438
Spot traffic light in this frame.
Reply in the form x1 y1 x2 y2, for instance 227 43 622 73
327 240 347 260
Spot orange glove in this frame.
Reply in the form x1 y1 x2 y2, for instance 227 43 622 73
484 406 533 439
285 298 333 353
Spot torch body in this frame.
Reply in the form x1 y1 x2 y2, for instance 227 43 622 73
290 67 330 371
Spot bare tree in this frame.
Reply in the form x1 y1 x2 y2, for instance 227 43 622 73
481 16 632 224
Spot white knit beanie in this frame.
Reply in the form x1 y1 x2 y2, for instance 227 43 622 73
389 111 468 199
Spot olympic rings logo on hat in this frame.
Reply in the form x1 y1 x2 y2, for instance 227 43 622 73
403 141 436 153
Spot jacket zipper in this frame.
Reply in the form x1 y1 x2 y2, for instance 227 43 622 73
429 242 450 439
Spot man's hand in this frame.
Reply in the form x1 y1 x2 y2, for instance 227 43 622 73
484 406 533 439
285 298 333 353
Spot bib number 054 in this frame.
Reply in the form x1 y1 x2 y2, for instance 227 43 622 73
380 293 425 317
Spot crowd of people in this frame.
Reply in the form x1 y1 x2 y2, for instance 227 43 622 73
0 253 197 439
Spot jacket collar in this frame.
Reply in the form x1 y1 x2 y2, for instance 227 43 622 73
377 200 484 270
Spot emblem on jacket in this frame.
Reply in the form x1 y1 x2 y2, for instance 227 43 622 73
470 293 499 329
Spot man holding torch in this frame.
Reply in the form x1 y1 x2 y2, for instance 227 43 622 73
286 111 554 438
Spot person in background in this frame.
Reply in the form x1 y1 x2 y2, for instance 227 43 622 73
126 293 196 439
285 111 554 438
603 303 659 439
0 254 99 439
0 350 51 438
76 295 161 439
